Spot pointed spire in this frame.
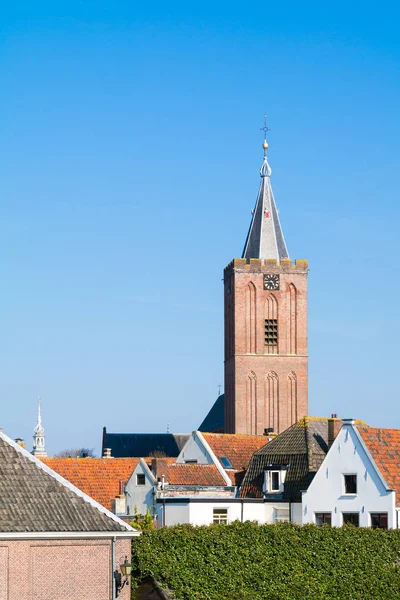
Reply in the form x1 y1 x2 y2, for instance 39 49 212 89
32 397 47 457
242 117 289 261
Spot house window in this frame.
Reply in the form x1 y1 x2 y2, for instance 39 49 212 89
371 513 388 529
343 513 359 526
264 319 278 346
315 513 332 526
274 507 290 523
344 474 357 494
136 474 146 486
271 471 280 491
184 459 198 464
213 508 228 524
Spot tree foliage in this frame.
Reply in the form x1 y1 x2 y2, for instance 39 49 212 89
54 447 96 458
131 521 400 600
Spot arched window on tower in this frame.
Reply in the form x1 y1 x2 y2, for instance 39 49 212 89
246 371 257 435
246 282 257 354
287 371 298 427
265 371 279 433
265 294 278 355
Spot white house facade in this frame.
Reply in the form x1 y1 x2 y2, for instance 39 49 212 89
302 419 398 528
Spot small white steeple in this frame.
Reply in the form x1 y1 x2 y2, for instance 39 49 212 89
32 397 47 457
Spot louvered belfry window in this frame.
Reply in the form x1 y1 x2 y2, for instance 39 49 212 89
264 319 278 346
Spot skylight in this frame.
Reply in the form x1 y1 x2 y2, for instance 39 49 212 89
219 456 233 469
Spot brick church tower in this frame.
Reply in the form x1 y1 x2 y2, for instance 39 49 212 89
224 129 308 435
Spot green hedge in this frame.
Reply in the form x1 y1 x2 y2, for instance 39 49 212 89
131 521 400 600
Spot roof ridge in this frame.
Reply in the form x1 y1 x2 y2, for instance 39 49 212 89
0 431 135 532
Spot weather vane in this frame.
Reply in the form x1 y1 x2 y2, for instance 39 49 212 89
260 114 271 137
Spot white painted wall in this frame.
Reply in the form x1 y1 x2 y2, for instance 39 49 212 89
125 461 156 516
156 500 299 527
175 433 213 464
302 423 396 528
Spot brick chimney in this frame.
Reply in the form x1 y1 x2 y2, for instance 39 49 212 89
151 457 168 477
328 414 342 448
102 447 112 458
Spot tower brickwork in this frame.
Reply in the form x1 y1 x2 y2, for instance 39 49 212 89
224 126 308 434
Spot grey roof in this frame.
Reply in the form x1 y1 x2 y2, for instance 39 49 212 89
102 428 189 458
0 432 134 532
242 155 289 261
240 417 329 501
198 394 225 433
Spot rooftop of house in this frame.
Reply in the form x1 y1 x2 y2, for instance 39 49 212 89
0 432 133 533
102 428 190 458
358 426 400 507
151 459 228 487
201 432 268 471
240 417 334 501
41 457 139 511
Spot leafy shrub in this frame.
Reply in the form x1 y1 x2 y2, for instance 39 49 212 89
131 521 400 600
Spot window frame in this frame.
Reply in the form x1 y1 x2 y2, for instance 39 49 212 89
370 512 388 529
213 507 229 524
136 473 146 486
264 318 278 347
315 512 332 526
343 473 357 495
342 512 360 527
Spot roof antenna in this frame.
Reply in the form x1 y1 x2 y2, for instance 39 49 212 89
166 423 170 433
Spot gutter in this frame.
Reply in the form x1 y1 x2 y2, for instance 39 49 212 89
0 531 139 540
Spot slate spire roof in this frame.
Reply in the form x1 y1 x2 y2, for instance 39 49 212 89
242 136 289 261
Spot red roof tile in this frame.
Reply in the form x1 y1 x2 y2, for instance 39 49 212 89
41 457 138 510
358 426 400 506
153 462 227 486
201 433 268 471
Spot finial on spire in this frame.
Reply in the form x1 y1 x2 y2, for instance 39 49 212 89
260 114 271 157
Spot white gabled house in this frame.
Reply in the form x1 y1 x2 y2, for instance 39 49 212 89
302 419 400 528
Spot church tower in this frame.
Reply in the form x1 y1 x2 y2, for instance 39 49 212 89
32 397 47 457
224 123 308 434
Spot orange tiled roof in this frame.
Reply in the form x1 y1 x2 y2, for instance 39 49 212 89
201 433 268 471
41 457 138 510
358 426 400 506
154 462 227 486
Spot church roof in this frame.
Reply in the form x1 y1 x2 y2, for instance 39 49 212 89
198 394 225 433
242 146 289 261
102 428 189 458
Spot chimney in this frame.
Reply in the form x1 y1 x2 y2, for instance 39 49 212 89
328 415 342 448
151 457 168 477
112 494 127 516
15 438 26 449
103 447 112 459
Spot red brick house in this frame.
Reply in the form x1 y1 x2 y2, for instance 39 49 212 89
0 430 139 600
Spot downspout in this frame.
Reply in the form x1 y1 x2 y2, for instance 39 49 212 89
111 535 116 600
163 498 166 527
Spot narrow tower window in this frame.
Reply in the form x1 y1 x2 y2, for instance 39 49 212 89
264 319 278 346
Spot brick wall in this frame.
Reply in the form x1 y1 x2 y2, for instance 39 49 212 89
224 258 308 434
0 537 131 600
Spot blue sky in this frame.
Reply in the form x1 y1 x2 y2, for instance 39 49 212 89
1 1 400 454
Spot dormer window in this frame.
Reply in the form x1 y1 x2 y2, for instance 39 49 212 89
263 465 288 494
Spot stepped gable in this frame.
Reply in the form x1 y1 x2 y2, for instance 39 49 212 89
0 432 133 532
358 426 400 506
240 417 330 500
41 457 139 510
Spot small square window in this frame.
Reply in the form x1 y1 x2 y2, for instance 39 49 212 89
315 513 332 526
344 474 357 494
136 474 146 486
371 513 388 529
264 319 278 346
213 508 228 524
343 513 359 526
